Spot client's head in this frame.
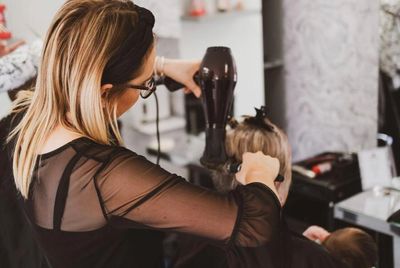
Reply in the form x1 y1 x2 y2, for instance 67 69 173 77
212 107 292 204
323 227 377 268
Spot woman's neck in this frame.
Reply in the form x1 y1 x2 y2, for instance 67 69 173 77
39 123 83 155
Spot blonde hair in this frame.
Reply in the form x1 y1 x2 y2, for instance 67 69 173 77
213 116 292 203
8 0 155 198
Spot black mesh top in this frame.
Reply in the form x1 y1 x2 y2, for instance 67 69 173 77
14 135 281 268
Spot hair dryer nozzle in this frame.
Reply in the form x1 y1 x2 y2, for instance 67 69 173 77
200 128 227 168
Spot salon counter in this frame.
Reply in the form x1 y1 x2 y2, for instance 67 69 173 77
334 188 400 268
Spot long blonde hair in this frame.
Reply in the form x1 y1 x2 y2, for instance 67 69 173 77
8 0 155 198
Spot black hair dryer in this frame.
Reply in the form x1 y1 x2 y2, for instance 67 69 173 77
159 47 237 169
198 47 237 168
161 48 283 181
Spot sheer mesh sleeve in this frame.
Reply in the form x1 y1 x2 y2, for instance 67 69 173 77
96 149 281 247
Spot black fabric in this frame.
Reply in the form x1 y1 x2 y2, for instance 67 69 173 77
1 112 281 268
0 112 50 268
174 217 344 268
53 151 84 231
378 71 400 171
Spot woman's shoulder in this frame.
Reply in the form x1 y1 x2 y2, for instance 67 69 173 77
68 138 168 182
73 137 142 164
80 139 174 184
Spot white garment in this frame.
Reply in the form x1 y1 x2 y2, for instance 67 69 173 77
0 40 42 92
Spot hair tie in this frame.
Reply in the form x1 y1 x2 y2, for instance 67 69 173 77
243 106 275 132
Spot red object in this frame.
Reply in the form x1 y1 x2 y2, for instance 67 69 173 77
189 0 206 17
0 32 11 39
0 4 6 23
311 162 333 175
0 4 11 40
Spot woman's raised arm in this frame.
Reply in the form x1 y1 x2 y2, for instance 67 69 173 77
96 149 281 247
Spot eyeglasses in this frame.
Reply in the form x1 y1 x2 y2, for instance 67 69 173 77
125 76 156 99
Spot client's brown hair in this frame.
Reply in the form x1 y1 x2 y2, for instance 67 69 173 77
323 228 377 268
212 109 292 204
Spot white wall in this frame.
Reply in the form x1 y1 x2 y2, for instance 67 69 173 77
180 0 264 116
3 0 64 42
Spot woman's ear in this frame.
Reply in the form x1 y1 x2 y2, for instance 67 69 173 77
100 84 113 108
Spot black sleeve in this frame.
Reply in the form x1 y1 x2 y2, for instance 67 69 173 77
96 150 281 247
0 111 26 189
0 113 15 187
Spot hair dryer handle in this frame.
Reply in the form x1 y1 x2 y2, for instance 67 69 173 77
157 72 200 92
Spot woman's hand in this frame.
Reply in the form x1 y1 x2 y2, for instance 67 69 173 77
0 40 25 57
235 151 281 204
162 58 201 98
303 225 331 243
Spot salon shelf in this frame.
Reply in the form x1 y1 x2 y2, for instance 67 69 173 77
264 59 284 70
181 9 261 22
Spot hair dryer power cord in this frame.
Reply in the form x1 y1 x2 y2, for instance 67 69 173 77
153 91 161 165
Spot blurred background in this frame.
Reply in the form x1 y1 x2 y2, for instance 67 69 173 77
1 1 400 267
0 0 384 162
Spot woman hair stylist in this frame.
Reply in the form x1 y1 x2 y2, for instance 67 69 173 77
7 1 282 267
